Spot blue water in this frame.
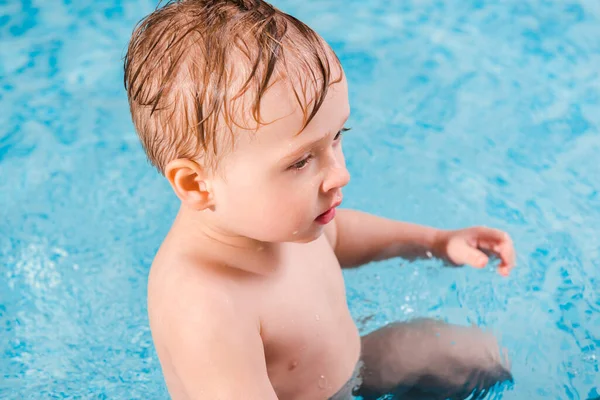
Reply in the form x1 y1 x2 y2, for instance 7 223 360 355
1 0 599 398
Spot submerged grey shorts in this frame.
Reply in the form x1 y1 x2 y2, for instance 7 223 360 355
328 361 364 400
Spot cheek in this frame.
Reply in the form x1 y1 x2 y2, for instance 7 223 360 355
263 180 313 215
215 162 324 240
257 176 320 228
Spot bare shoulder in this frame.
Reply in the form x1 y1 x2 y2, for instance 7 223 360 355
147 252 277 399
147 249 247 338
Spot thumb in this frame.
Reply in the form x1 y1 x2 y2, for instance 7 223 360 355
447 239 489 268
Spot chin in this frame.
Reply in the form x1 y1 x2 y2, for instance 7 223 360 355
287 226 324 244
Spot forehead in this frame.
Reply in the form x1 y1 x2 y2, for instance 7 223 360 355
237 70 350 152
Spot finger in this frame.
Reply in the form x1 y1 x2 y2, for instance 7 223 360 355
448 240 489 268
479 240 515 269
495 239 516 270
474 229 516 272
478 244 511 276
473 226 510 243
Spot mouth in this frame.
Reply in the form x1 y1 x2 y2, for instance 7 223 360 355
315 197 343 225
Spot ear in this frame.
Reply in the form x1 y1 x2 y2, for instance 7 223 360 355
164 159 214 211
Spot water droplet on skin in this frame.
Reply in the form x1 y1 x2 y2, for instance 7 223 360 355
256 246 264 251
318 375 328 389
426 251 433 258
292 230 298 235
315 314 320 321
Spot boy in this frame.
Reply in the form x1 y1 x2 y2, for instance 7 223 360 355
124 1 515 399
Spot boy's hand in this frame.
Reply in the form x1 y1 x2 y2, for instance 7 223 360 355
433 227 516 276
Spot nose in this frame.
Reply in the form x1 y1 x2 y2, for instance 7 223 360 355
322 150 350 193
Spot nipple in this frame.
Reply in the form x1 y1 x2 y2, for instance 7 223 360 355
288 360 298 371
318 375 328 390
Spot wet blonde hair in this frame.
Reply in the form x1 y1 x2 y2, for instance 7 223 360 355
124 0 342 174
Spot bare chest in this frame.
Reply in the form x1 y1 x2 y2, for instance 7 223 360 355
256 237 361 398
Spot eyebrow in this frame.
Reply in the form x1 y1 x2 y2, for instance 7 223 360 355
281 114 350 163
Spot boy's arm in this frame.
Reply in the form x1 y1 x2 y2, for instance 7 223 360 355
325 209 515 275
325 209 437 267
161 283 278 400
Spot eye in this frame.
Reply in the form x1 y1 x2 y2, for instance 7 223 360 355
334 127 351 141
290 155 312 170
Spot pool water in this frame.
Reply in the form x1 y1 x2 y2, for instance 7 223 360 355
1 0 599 398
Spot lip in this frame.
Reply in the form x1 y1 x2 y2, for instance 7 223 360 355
315 208 336 225
330 198 342 210
315 197 343 225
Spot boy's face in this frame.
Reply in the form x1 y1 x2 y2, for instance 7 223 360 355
209 70 351 244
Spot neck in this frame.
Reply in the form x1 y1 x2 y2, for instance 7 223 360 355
171 205 283 275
